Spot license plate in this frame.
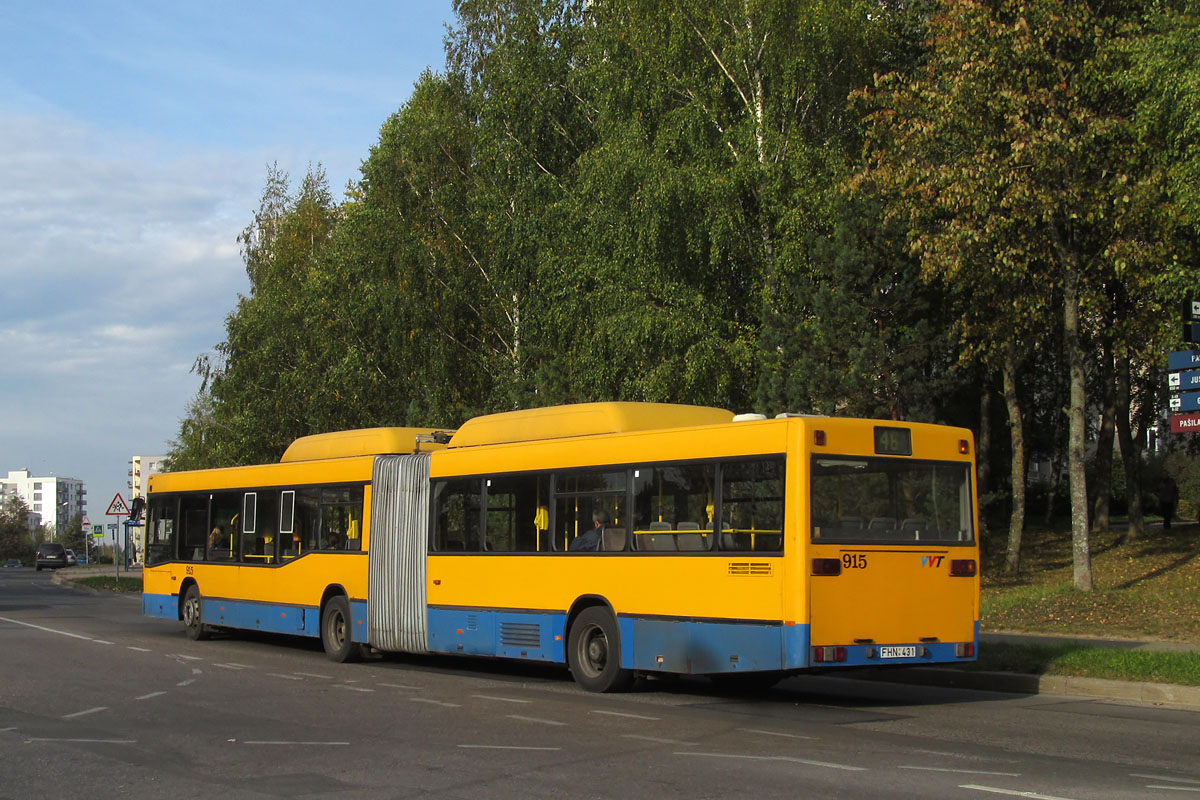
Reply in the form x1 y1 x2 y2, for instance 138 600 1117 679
879 646 916 659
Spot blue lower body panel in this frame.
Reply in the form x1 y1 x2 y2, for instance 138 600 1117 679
427 607 806 675
143 592 177 620
141 592 368 643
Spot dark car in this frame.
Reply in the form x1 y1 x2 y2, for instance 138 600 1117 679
35 542 67 571
3 558 21 568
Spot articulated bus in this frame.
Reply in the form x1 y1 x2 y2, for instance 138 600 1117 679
142 402 980 692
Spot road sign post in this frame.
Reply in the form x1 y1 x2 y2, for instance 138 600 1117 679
106 493 129 581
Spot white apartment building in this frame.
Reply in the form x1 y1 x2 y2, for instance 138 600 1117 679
127 455 168 565
1 469 87 537
129 455 169 501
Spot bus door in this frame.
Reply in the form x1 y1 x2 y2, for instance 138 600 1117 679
807 454 978 665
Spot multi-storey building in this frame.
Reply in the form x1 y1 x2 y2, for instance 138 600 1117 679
1 469 87 538
128 455 168 565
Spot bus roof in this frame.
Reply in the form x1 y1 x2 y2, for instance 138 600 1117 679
280 427 447 462
447 402 734 448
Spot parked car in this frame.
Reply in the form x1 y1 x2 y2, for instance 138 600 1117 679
3 558 21 568
35 542 67 571
65 549 78 566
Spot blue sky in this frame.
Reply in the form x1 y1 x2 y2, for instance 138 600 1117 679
0 1 454 531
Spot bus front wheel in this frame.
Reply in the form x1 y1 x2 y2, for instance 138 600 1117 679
321 596 362 663
567 607 634 693
182 585 210 641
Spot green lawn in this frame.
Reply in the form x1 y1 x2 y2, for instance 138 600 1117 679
976 520 1200 684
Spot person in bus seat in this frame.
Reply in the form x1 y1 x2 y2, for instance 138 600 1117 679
569 510 608 551
325 531 342 550
208 526 229 560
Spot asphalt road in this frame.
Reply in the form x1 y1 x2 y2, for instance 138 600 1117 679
2 566 1199 799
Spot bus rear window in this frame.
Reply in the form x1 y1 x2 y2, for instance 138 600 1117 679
810 456 974 544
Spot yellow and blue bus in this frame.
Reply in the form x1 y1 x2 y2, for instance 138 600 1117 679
142 402 979 691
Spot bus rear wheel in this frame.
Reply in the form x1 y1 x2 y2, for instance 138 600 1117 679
567 607 634 693
182 585 210 641
321 595 362 663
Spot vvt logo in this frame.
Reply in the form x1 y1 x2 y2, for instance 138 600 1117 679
921 555 944 568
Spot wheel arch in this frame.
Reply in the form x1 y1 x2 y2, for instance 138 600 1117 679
565 594 616 643
177 577 199 621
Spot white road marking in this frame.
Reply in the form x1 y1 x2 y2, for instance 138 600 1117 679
268 673 304 681
62 707 108 719
335 685 374 693
170 654 203 661
960 786 1078 800
1146 787 1200 794
379 683 421 690
590 709 659 721
294 672 333 679
0 615 93 641
224 663 254 668
622 734 696 745
93 640 114 645
244 740 350 746
506 715 566 727
675 752 865 772
176 679 196 687
458 744 560 751
135 692 167 701
27 737 136 744
411 698 461 708
1132 775 1200 786
738 727 816 740
127 646 152 652
213 663 247 670
901 766 1021 777
472 695 531 704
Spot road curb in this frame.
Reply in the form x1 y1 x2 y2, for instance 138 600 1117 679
856 666 1200 710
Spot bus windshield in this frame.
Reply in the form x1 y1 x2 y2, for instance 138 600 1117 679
810 456 974 544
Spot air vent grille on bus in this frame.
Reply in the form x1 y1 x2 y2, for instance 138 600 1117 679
500 622 541 648
728 562 773 577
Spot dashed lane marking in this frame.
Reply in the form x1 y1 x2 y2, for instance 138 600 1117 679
62 707 108 719
127 646 151 652
590 709 659 721
506 715 566 727
622 734 696 745
135 692 167 701
675 752 865 772
410 698 460 708
244 740 350 746
458 744 561 751
960 786 1078 800
901 766 1021 777
294 672 333 679
472 695 531 704
738 728 816 740
269 673 304 681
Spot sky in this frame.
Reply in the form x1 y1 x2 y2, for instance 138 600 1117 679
0 1 455 532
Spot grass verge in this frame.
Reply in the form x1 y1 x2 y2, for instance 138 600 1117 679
74 575 143 593
969 642 1200 686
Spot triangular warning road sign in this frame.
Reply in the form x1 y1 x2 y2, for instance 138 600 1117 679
106 493 130 515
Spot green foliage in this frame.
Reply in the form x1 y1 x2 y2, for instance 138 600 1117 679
0 496 35 562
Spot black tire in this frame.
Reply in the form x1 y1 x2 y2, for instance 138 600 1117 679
321 595 362 663
182 585 210 641
567 606 634 693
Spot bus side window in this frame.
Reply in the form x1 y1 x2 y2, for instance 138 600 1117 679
181 494 208 561
145 497 177 566
484 474 544 552
432 479 482 552
719 459 784 552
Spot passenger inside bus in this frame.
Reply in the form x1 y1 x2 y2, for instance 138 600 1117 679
569 510 607 551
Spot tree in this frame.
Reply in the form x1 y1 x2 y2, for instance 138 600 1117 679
859 0 1177 589
0 496 35 562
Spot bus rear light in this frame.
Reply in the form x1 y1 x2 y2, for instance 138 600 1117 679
811 558 842 576
812 646 846 663
956 643 975 658
949 559 977 577
959 439 970 454
814 430 826 446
